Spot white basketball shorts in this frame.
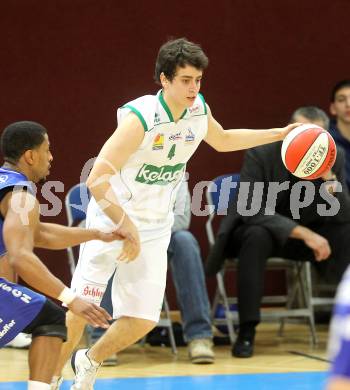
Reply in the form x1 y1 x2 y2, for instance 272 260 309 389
71 228 171 323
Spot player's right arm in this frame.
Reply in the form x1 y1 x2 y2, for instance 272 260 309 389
1 190 112 328
86 113 145 261
204 104 301 152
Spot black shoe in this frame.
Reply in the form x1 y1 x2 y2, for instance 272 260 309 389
232 337 254 358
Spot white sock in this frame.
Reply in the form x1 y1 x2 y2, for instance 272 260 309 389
27 380 50 390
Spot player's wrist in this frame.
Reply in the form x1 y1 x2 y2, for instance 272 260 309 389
290 225 309 240
57 287 76 305
93 229 105 240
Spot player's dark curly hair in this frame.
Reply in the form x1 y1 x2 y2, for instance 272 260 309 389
1 121 47 163
154 38 209 85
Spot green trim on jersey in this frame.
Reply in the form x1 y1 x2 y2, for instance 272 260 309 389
179 109 187 120
159 92 174 122
158 91 187 122
123 104 148 132
198 93 207 114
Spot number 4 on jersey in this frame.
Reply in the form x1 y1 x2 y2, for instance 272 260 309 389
167 144 176 160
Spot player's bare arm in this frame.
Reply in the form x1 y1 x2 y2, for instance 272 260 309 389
1 190 65 297
1 190 111 328
204 104 301 152
86 113 145 261
35 222 126 250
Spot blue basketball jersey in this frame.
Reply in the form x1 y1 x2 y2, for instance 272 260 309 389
0 168 33 257
328 266 350 378
0 278 46 347
0 168 45 346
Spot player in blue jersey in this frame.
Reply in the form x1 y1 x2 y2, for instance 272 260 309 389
326 265 350 390
0 121 127 390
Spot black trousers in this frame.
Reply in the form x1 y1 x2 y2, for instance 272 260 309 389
230 222 350 325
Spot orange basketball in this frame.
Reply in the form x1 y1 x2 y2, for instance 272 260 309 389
281 124 337 179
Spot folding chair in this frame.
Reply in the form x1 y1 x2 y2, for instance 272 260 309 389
65 183 91 274
65 183 177 354
206 173 318 346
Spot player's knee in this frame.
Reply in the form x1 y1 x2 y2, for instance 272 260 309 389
171 230 197 249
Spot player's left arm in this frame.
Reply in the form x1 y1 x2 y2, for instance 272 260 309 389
204 104 301 152
34 222 125 250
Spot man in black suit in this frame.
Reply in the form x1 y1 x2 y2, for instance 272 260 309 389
206 106 350 358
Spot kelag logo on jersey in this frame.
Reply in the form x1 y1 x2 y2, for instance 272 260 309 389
135 163 185 185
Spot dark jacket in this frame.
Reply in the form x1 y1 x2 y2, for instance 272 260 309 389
205 142 350 275
329 121 350 190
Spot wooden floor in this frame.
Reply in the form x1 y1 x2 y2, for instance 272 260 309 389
0 323 330 382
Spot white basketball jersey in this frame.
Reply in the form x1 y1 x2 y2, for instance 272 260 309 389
87 90 208 233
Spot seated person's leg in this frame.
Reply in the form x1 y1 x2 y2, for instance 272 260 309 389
168 230 214 363
232 225 275 358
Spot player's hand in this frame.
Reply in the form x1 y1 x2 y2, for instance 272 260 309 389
278 123 303 140
117 216 140 262
303 230 331 261
67 297 112 328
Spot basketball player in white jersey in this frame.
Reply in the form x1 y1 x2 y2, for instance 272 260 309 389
52 38 301 389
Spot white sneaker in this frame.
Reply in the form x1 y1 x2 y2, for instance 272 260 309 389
51 376 63 389
188 338 215 364
5 333 31 348
71 349 100 390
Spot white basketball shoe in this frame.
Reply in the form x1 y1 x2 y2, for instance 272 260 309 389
70 349 100 390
